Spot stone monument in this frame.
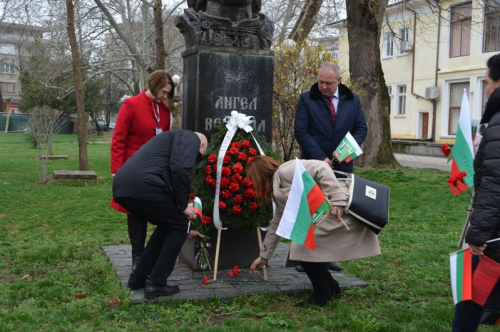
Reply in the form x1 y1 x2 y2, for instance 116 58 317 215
175 0 274 140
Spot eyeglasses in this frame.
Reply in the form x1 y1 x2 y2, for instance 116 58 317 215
159 89 171 96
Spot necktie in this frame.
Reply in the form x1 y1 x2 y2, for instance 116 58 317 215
329 96 336 123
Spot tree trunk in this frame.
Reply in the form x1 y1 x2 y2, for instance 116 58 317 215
154 0 167 70
346 0 398 168
66 0 88 171
288 0 324 44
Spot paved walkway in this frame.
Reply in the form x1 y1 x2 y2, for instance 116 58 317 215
394 153 450 171
103 244 367 304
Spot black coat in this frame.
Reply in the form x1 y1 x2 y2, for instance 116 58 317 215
465 88 500 262
113 130 200 212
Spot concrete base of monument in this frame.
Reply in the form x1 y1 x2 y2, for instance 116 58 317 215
102 243 369 305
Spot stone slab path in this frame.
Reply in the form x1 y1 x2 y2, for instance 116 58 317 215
102 243 368 304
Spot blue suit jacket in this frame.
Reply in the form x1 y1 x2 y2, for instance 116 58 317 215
294 82 367 174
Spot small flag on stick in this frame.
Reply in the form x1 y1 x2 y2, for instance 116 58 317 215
192 197 203 219
333 132 363 163
276 159 331 251
450 248 472 304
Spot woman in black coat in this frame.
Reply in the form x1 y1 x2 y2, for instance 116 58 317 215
452 54 500 331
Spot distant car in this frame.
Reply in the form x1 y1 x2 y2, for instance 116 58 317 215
109 122 115 130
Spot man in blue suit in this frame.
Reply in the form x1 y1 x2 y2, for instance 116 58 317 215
294 62 368 272
294 62 367 173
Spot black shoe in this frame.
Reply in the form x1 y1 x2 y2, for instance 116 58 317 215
295 265 305 272
481 309 500 325
127 272 146 290
132 252 142 272
144 280 180 299
326 261 343 272
295 291 332 307
329 281 342 300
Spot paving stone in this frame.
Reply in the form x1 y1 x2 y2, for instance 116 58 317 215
102 244 369 305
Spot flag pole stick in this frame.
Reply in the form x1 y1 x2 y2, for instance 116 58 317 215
458 197 474 248
213 229 222 280
256 227 268 281
487 237 500 243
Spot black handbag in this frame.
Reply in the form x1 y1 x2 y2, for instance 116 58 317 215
336 172 390 234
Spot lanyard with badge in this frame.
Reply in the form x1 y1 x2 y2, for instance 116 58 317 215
153 103 162 135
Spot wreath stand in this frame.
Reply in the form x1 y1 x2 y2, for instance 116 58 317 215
212 227 268 281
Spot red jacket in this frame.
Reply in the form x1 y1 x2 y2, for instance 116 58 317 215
110 89 172 213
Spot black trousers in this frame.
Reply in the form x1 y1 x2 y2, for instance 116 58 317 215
127 214 147 254
300 261 337 295
115 196 188 286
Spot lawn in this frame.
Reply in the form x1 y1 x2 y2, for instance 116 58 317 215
0 132 495 332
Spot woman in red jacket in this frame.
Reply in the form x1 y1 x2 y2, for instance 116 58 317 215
110 70 174 271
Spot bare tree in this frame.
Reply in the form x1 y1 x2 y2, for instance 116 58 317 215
28 105 65 182
288 0 324 44
346 0 398 168
66 0 88 171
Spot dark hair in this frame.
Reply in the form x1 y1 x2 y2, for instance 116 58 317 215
487 54 500 82
245 155 280 206
147 70 174 107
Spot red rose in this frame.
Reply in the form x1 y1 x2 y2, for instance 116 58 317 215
242 177 253 187
241 140 251 148
229 147 239 154
223 155 231 164
232 266 239 276
232 173 242 183
221 190 232 199
220 177 230 188
232 141 241 148
228 272 233 278
249 148 257 155
233 194 243 204
202 216 212 224
205 165 212 174
232 205 243 214
205 175 212 184
249 202 258 210
244 187 255 198
211 180 217 189
189 192 195 200
219 201 227 210
441 144 451 158
238 152 247 161
208 154 216 163
232 163 243 173
222 166 232 176
229 182 240 192
457 171 467 181
248 157 254 164
203 277 211 285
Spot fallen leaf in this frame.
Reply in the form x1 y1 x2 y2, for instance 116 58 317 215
5 258 11 265
75 292 87 299
33 214 38 217
107 297 121 309
21 274 30 280
76 242 83 245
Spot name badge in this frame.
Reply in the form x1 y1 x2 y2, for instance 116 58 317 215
155 127 163 135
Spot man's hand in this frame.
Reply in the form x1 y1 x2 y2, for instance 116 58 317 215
187 230 204 243
469 244 487 256
330 205 344 222
183 205 196 220
323 157 333 167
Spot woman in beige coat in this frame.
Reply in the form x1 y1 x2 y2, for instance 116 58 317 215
248 156 381 306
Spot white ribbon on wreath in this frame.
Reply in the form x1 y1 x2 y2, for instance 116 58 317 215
212 111 270 230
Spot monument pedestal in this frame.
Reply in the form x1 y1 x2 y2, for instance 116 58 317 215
180 46 274 141
179 227 267 271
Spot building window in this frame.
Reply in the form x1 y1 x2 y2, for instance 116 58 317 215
387 85 393 115
449 82 469 135
383 31 394 57
450 2 472 58
396 85 406 115
398 27 410 54
0 43 16 55
0 82 15 92
0 63 15 74
332 49 339 61
484 0 500 53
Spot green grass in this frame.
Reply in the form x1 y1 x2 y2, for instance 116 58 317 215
0 132 497 331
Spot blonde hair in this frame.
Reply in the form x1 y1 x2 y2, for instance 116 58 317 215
245 155 281 205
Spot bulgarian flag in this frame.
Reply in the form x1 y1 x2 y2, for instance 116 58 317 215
450 248 472 304
192 197 203 219
448 90 475 195
276 159 331 251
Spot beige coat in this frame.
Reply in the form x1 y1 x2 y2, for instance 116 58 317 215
259 159 381 263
